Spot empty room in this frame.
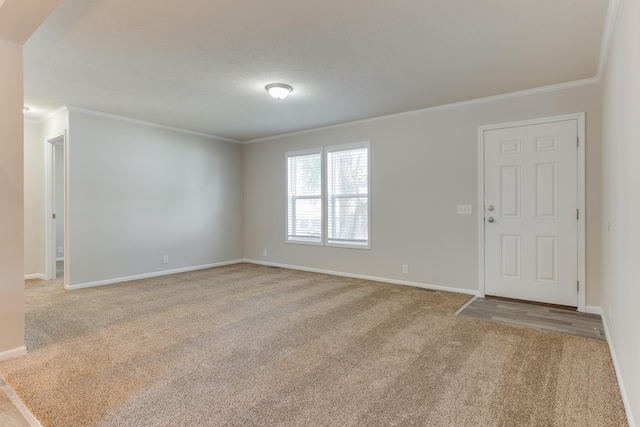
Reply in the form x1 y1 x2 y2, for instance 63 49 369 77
1 0 638 426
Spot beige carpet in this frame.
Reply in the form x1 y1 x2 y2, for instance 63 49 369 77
0 263 628 426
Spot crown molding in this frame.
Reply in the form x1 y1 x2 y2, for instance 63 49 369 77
65 105 241 144
244 77 601 144
597 0 620 80
37 105 68 123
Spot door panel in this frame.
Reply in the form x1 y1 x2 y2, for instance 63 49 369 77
535 162 558 219
535 235 558 282
501 234 521 279
484 120 578 306
500 165 520 217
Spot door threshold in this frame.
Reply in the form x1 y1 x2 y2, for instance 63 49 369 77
485 295 577 312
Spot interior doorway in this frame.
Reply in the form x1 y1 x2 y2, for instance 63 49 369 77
45 132 67 284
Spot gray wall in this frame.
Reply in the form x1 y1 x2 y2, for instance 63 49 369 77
601 0 640 422
66 109 244 287
244 83 603 302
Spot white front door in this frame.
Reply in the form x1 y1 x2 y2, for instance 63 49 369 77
483 119 578 306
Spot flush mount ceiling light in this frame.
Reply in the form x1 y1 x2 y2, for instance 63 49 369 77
265 83 293 100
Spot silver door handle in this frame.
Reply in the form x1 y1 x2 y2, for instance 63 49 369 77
487 217 494 223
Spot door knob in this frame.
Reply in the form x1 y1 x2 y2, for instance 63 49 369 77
487 217 495 223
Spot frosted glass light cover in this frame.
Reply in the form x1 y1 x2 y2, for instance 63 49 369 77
266 83 292 99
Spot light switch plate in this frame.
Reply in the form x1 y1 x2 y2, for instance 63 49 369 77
457 204 473 215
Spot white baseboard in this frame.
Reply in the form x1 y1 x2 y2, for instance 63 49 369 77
65 259 245 290
586 306 636 427
24 274 46 280
243 258 480 296
0 346 27 362
0 377 42 427
585 305 602 315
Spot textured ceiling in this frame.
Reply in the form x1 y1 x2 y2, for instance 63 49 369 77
23 0 611 142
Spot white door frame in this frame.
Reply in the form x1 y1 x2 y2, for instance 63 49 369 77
44 131 68 286
477 113 586 311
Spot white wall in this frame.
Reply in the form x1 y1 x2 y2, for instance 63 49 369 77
41 108 69 143
24 120 44 277
244 84 603 301
600 0 640 423
66 109 244 287
0 39 26 358
54 142 64 259
23 108 69 279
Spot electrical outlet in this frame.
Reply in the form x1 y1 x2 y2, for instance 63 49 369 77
57 246 63 254
263 249 267 257
608 220 611 231
163 255 169 264
402 264 409 274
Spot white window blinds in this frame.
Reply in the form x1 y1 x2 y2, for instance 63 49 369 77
327 144 369 246
287 151 322 243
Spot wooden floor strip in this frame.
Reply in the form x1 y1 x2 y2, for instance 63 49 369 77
456 297 606 341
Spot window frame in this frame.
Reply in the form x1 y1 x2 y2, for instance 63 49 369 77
285 148 324 246
324 142 371 249
285 142 371 250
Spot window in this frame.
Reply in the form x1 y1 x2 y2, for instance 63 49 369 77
327 145 369 246
286 142 370 248
287 150 322 244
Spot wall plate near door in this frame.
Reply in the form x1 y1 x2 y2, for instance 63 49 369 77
457 204 472 215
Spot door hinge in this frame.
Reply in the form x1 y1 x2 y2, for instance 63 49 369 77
52 213 56 219
576 209 579 220
577 280 580 292
577 137 579 147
